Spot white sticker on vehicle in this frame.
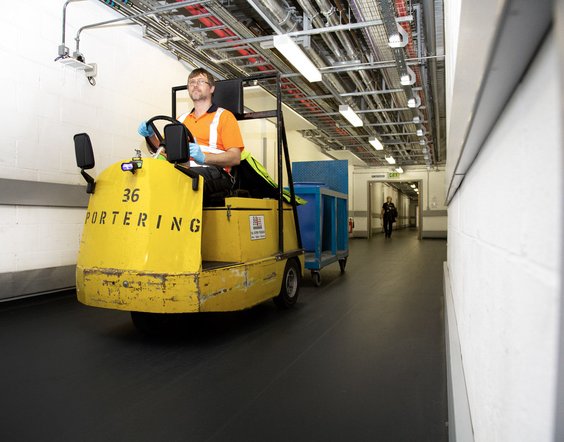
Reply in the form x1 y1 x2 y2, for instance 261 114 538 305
249 215 266 240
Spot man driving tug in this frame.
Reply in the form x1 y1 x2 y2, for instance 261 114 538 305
74 72 304 332
139 68 243 204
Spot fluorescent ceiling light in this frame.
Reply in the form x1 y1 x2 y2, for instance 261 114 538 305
388 33 401 47
410 184 416 188
395 167 404 173
388 23 408 48
339 105 363 127
385 155 396 165
419 138 427 145
416 128 425 137
407 95 421 108
400 66 416 86
369 136 383 150
272 35 322 83
413 111 423 124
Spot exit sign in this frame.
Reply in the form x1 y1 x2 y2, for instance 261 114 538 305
388 172 400 178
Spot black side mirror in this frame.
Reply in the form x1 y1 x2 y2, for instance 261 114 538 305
73 133 96 194
74 133 95 169
163 123 199 191
164 123 190 163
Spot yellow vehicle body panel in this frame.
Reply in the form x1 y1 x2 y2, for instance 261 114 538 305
76 267 200 313
202 197 299 262
198 257 285 311
76 158 303 313
77 159 204 274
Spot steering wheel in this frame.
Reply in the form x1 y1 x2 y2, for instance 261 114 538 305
144 115 195 155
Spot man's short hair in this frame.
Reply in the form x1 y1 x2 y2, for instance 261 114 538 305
188 68 215 87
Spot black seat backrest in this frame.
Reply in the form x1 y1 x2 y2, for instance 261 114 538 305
213 79 244 119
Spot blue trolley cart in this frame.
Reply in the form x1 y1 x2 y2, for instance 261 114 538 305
293 160 349 286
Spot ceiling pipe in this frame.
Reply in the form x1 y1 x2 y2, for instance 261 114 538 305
295 0 398 148
252 0 377 151
312 0 396 129
74 0 206 54
349 0 417 161
244 0 352 128
421 0 444 163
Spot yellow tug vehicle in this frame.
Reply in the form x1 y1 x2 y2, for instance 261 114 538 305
73 74 304 331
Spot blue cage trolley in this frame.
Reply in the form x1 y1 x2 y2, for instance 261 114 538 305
293 160 349 286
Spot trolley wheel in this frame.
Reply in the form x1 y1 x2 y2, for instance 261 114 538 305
339 257 347 274
131 311 177 335
274 259 301 309
311 270 321 287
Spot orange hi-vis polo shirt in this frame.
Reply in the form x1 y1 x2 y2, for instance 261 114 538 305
179 104 244 153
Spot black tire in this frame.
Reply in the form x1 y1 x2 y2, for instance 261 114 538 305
273 259 301 309
339 257 347 274
131 311 177 335
311 271 321 287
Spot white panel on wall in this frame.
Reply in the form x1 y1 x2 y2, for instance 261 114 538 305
448 36 561 440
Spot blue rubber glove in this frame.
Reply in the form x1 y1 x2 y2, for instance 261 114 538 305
137 121 155 138
189 142 205 165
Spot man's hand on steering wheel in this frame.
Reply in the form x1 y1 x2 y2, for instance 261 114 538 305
138 116 194 156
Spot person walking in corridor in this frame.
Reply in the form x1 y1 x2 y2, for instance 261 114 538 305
381 196 397 238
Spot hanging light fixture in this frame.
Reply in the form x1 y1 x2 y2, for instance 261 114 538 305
369 136 383 150
388 23 409 48
339 105 363 127
400 66 416 86
407 95 421 108
385 155 396 165
272 35 322 83
395 166 404 173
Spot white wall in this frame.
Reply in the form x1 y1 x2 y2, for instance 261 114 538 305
0 1 194 273
444 0 506 183
447 35 562 441
397 192 410 229
370 182 384 232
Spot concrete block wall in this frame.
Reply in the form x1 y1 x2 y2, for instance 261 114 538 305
447 36 562 441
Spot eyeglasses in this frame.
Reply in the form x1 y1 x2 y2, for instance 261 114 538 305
188 79 211 87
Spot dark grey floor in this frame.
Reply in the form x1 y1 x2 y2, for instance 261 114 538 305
0 229 447 442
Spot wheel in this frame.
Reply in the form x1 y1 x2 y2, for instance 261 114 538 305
144 115 195 155
131 311 177 335
311 270 321 287
339 257 347 274
273 259 301 309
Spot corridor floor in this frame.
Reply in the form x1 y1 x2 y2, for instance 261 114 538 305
0 229 448 442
